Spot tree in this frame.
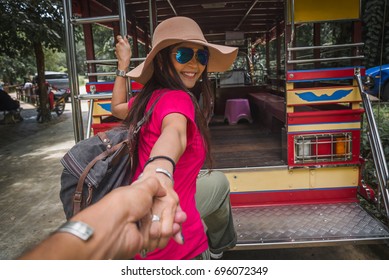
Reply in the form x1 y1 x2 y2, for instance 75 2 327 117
0 55 36 85
0 0 64 122
362 0 386 68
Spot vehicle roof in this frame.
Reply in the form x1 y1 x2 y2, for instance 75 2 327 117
74 0 285 45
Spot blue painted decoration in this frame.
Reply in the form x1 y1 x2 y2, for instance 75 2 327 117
295 89 352 102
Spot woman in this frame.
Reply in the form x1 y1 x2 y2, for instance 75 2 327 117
112 16 238 260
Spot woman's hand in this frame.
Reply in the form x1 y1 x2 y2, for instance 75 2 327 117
117 177 186 258
138 113 188 254
136 171 183 254
115 35 132 70
112 35 132 119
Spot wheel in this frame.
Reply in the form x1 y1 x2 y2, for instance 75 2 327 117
382 83 389 101
55 99 65 116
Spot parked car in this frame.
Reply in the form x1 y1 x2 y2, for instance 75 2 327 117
365 64 389 101
34 71 69 90
33 71 70 102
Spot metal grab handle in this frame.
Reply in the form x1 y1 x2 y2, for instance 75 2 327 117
355 71 389 218
288 55 364 64
78 94 113 100
288 42 364 51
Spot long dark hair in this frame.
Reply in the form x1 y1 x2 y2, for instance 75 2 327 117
123 45 213 175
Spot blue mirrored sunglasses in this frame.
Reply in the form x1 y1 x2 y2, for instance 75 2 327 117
173 47 209 66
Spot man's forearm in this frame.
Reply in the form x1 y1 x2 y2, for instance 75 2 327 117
20 189 140 260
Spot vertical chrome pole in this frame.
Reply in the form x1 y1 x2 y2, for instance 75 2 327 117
288 0 295 62
118 0 127 37
118 0 131 97
355 71 389 217
148 0 154 37
63 0 84 142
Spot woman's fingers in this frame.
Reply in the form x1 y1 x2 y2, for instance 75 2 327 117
116 35 128 42
130 177 186 254
114 34 132 66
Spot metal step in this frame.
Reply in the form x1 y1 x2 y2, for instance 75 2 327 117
232 202 389 250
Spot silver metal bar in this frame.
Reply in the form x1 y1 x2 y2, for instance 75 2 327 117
62 0 84 142
71 15 119 25
86 72 116 77
78 94 113 100
166 0 178 16
86 99 94 139
288 0 295 60
355 72 389 218
288 43 364 51
288 55 364 64
117 0 130 100
118 0 127 37
85 59 118 64
85 57 146 64
235 0 259 31
149 0 154 37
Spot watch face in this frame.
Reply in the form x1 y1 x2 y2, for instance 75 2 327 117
116 69 126 77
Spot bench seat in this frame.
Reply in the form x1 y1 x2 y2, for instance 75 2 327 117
248 92 286 126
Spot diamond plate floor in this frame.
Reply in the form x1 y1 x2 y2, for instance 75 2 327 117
232 203 389 249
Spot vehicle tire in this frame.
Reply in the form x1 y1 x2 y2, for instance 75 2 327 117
55 99 65 116
382 83 389 101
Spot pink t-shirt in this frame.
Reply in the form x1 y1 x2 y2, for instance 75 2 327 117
130 89 208 260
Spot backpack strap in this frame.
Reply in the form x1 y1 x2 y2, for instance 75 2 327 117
73 139 129 215
134 90 168 133
72 91 167 215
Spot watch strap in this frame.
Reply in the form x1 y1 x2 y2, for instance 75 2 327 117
116 69 127 77
56 221 94 241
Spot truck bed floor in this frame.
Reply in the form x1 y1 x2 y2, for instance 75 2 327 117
232 202 389 250
209 120 284 169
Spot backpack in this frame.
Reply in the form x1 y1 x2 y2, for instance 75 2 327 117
60 93 165 219
60 128 131 219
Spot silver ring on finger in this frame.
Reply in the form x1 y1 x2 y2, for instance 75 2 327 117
151 214 160 222
140 249 148 258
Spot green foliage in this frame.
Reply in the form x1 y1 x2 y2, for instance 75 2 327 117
0 0 65 85
0 54 36 84
362 0 389 68
0 0 65 122
44 48 67 72
0 0 64 58
360 103 389 189
91 24 116 81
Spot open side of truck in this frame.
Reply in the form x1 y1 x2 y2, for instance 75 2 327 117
63 0 389 250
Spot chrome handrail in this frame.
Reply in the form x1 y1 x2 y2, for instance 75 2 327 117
85 57 145 64
355 71 389 218
63 0 83 142
71 15 119 25
63 0 128 141
78 93 113 100
288 42 364 51
288 55 364 64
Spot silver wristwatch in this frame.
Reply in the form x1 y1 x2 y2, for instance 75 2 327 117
56 221 94 241
116 69 127 78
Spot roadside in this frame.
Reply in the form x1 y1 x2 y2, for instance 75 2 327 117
0 93 88 260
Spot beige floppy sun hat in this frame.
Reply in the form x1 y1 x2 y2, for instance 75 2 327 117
127 16 238 85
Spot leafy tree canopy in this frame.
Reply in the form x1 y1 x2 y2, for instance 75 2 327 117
0 0 64 58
